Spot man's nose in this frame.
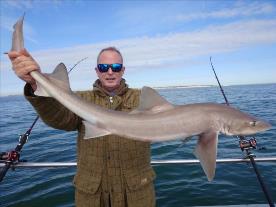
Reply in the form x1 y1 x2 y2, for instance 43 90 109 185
107 67 113 74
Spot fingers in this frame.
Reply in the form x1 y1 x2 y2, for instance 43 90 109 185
13 59 39 78
8 49 40 84
8 48 30 59
21 48 31 57
8 51 21 61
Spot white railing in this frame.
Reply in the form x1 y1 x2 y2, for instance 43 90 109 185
1 157 276 168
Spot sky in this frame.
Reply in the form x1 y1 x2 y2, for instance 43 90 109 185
0 0 276 96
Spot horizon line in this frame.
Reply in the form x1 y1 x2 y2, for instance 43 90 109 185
1 82 275 97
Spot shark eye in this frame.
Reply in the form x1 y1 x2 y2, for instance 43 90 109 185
249 121 257 127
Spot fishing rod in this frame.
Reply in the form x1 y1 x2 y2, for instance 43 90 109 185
0 116 39 182
0 57 88 183
209 57 275 207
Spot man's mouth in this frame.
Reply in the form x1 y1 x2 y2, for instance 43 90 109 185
105 77 116 81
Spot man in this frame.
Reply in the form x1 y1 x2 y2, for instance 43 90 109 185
8 47 156 207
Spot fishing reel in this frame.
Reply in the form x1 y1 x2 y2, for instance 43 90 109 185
239 136 257 151
238 136 259 159
0 133 29 163
0 150 20 162
0 150 26 171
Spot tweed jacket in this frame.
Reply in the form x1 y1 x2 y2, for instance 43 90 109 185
24 79 156 206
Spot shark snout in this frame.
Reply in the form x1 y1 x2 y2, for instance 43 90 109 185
228 118 272 136
256 120 272 131
241 119 272 136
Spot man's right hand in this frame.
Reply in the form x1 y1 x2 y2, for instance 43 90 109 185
8 49 41 91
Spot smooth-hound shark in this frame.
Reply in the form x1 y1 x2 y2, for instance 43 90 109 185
9 16 271 181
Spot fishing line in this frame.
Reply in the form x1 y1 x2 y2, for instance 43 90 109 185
209 56 275 207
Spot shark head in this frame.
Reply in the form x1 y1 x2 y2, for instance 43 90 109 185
224 111 272 136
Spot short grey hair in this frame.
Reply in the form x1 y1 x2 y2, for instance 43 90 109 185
97 47 123 64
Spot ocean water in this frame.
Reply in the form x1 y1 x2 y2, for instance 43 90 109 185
0 83 275 207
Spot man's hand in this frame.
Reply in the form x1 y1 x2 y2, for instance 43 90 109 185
8 49 40 91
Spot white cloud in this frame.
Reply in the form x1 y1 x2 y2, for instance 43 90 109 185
175 1 275 21
1 18 276 93
2 18 276 69
4 0 33 9
2 18 276 68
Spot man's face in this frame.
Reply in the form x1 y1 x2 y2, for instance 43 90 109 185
96 50 125 92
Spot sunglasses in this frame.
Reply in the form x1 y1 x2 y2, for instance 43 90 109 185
97 63 123 73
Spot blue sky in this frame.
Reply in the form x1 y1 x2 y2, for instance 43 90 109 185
0 0 276 96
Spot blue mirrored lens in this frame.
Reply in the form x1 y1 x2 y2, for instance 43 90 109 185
111 64 123 72
98 64 109 72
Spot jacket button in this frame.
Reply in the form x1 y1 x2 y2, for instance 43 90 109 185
141 178 148 185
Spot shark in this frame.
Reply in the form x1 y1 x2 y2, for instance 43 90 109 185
9 15 271 181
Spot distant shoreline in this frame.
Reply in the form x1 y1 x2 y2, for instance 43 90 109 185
1 82 275 97
153 85 215 90
153 82 275 90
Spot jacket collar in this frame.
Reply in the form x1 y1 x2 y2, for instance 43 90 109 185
93 79 129 97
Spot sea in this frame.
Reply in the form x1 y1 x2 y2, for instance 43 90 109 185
0 83 275 207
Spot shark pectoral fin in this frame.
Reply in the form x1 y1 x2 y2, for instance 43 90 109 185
34 63 71 97
130 86 175 114
194 131 218 182
82 121 111 139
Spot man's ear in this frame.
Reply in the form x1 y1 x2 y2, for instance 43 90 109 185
121 66 125 74
95 67 100 77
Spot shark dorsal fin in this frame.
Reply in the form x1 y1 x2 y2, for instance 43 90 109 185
49 63 70 90
35 63 71 97
131 86 175 114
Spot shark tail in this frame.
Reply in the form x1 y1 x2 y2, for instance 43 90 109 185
11 14 25 52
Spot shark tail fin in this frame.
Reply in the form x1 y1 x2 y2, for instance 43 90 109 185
194 131 218 181
11 14 25 52
35 63 71 97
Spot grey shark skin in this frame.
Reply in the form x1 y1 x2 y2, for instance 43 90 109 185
10 16 271 181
